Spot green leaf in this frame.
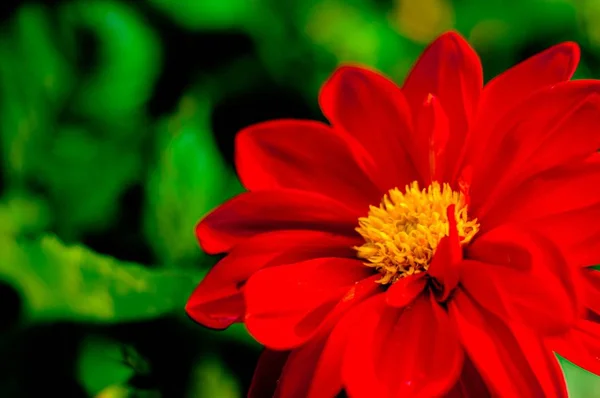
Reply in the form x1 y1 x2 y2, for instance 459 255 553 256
560 355 600 398
94 386 133 398
0 47 47 185
12 4 75 103
0 193 51 237
77 336 138 396
36 124 142 238
147 0 252 30
59 0 161 119
144 94 238 267
0 4 146 237
186 355 241 398
0 235 201 325
0 5 75 188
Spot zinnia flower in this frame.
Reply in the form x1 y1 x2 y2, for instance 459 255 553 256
186 31 600 397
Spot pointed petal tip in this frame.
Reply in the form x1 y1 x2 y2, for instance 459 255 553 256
184 300 194 318
556 40 580 58
549 40 581 75
322 65 364 84
434 30 472 48
184 297 239 331
194 218 222 255
184 301 213 328
436 30 465 40
333 64 372 74
530 41 581 80
320 64 390 95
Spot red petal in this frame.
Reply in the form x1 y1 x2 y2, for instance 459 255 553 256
251 292 382 398
318 65 418 191
481 42 579 120
464 226 578 334
341 295 387 397
196 189 359 254
235 120 381 211
511 324 570 397
480 156 600 231
463 42 579 178
186 230 359 329
584 269 600 316
413 94 450 184
385 273 427 308
273 289 379 398
185 294 243 330
550 318 600 376
344 293 463 398
276 336 328 398
244 258 378 349
308 296 373 398
403 32 482 180
444 357 491 398
248 349 289 398
449 289 568 397
529 204 600 268
471 81 600 215
427 205 461 301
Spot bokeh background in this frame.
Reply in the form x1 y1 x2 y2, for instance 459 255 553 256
1 0 600 396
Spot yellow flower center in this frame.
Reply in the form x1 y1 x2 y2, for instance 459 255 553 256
355 181 480 284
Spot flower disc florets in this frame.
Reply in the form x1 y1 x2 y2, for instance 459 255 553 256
356 181 479 284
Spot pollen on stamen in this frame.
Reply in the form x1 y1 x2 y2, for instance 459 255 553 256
355 181 479 285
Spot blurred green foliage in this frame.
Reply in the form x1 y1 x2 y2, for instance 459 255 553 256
0 0 599 396
77 336 138 396
144 93 234 267
0 234 200 325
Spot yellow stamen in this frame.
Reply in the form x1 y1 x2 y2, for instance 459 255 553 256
355 181 479 284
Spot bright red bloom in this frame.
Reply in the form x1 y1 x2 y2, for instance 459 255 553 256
186 31 600 397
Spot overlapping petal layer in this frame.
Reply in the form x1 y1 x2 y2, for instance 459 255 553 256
343 294 463 397
186 230 359 329
187 30 600 397
196 189 359 254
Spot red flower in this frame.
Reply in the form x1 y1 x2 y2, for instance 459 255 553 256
186 31 600 397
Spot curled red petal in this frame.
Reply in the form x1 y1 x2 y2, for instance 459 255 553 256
244 258 378 350
196 189 359 254
235 119 381 211
185 230 359 329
